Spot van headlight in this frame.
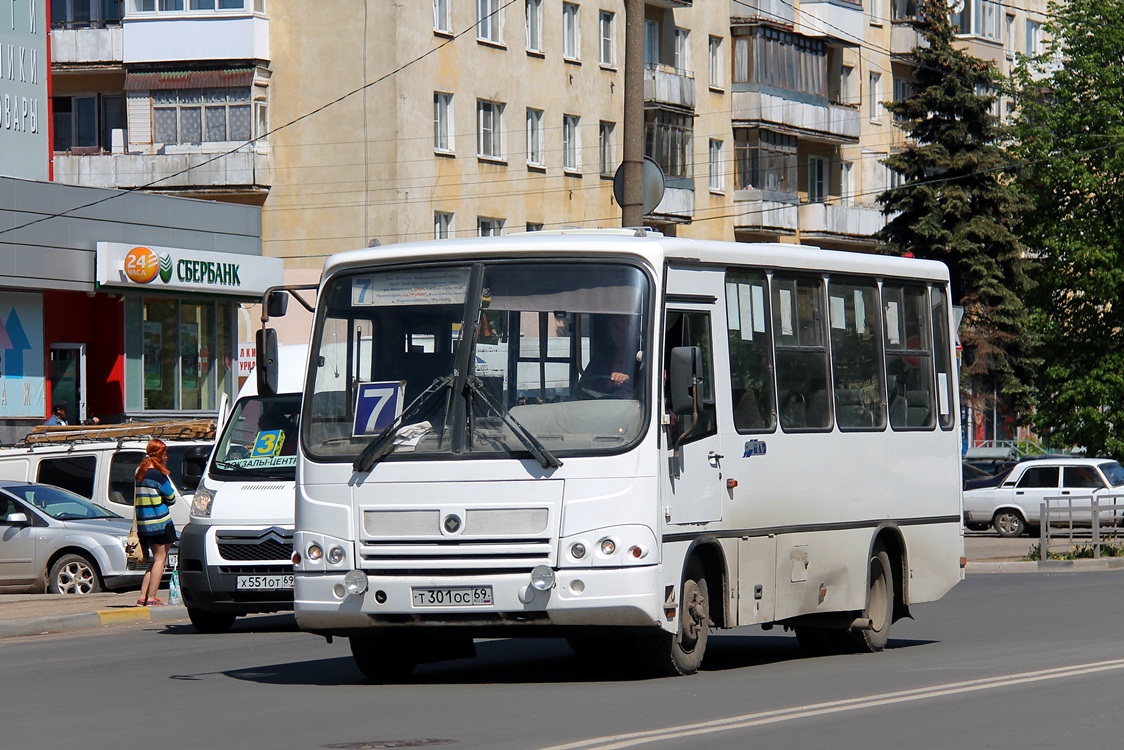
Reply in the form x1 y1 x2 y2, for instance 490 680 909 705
190 487 215 518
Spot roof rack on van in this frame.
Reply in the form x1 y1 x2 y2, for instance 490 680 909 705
19 419 216 446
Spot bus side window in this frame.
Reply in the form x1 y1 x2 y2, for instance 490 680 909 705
773 274 831 432
726 270 776 432
828 276 885 430
884 283 936 430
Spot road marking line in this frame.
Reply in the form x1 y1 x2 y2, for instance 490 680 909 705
540 658 1124 750
97 608 153 626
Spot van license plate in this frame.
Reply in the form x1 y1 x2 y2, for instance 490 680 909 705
412 586 493 607
237 575 295 590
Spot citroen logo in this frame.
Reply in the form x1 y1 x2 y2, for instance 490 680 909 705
443 514 462 534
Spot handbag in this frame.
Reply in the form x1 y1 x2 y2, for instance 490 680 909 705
125 516 146 564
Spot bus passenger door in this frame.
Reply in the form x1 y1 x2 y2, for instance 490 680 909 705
663 307 724 525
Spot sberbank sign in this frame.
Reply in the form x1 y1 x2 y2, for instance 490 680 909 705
96 241 284 298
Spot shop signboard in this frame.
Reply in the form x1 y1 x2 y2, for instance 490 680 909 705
0 0 48 181
95 242 284 298
0 292 46 418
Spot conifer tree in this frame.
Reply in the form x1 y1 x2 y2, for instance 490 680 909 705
1010 0 1124 458
878 0 1035 426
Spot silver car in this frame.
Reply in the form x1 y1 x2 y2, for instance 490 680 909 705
0 481 146 595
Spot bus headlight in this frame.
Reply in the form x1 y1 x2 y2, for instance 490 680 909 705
190 487 215 518
344 570 368 596
599 538 617 556
327 546 345 564
530 565 556 591
307 543 323 561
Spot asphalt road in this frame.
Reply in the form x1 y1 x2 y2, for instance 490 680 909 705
3 570 1123 750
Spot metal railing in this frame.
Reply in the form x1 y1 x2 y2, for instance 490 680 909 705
1039 494 1124 560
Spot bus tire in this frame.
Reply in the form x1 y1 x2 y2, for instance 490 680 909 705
349 632 418 681
847 546 894 653
638 561 710 676
187 607 237 634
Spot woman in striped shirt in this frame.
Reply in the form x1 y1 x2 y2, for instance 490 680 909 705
135 439 178 606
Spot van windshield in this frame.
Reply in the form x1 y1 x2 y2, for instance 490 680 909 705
211 394 301 479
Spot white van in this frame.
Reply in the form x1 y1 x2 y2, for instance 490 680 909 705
178 345 304 633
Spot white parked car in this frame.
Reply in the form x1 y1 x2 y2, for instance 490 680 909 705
963 457 1124 537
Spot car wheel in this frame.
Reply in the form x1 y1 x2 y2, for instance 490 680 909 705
48 553 102 595
993 510 1026 537
187 607 237 634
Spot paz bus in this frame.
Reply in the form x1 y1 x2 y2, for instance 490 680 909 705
258 229 964 679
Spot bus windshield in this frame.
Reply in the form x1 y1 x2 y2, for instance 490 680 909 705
212 393 301 479
304 260 650 462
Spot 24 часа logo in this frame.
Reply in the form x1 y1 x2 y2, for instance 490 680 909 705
123 246 172 284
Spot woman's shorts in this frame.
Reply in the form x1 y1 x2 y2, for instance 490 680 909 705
138 522 178 546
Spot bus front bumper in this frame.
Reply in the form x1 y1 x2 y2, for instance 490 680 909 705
293 565 667 634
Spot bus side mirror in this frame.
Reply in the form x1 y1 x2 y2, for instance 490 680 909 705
257 327 279 397
265 290 289 318
669 346 702 417
181 445 213 491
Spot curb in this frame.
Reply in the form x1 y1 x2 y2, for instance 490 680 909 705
967 558 1124 574
0 604 187 639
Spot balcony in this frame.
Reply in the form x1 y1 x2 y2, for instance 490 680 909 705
797 202 885 240
796 0 864 43
732 89 860 142
733 192 798 232
52 145 270 194
51 27 124 65
652 186 694 220
123 12 268 64
730 0 794 25
649 0 691 7
644 65 695 110
891 21 925 57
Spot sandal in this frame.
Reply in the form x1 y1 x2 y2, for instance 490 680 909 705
135 598 148 606
146 597 166 606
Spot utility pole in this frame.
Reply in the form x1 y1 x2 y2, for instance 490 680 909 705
621 0 645 227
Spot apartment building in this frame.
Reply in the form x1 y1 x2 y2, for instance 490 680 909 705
46 0 1053 337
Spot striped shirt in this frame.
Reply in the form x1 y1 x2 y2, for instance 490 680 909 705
135 468 175 536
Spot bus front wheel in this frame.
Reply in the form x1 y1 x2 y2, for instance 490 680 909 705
638 562 710 676
349 632 418 681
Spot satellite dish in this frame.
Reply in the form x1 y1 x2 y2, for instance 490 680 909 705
613 157 666 216
948 0 965 14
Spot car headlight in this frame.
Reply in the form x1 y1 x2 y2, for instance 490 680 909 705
190 487 215 518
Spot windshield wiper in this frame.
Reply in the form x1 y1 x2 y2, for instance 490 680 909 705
354 376 454 472
465 376 562 469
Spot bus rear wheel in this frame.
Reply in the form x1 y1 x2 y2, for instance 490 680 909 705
846 547 894 653
638 562 710 676
349 632 418 681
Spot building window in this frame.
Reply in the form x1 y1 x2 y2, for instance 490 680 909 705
477 0 503 44
807 156 827 202
563 3 580 60
841 161 854 206
734 128 797 194
1026 19 1042 56
953 0 1001 40
644 19 659 66
435 211 454 239
478 217 505 236
51 0 124 28
868 72 882 122
869 0 883 25
563 114 581 173
130 0 256 10
599 11 615 67
526 0 543 52
732 27 827 99
434 92 453 153
1004 14 1015 58
126 297 234 412
645 110 692 180
477 99 505 159
673 27 690 72
708 35 723 89
434 0 451 33
709 139 724 192
52 95 125 152
891 0 917 21
526 108 545 167
526 222 544 232
840 65 854 105
599 120 615 176
153 87 251 145
892 77 913 123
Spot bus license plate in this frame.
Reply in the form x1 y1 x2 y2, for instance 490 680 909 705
236 574 295 590
412 586 493 607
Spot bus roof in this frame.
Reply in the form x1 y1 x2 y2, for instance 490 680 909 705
321 231 950 284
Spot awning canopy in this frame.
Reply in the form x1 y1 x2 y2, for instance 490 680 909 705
124 68 254 91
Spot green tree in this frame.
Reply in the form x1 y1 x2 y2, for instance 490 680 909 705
1010 0 1124 459
878 0 1035 428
